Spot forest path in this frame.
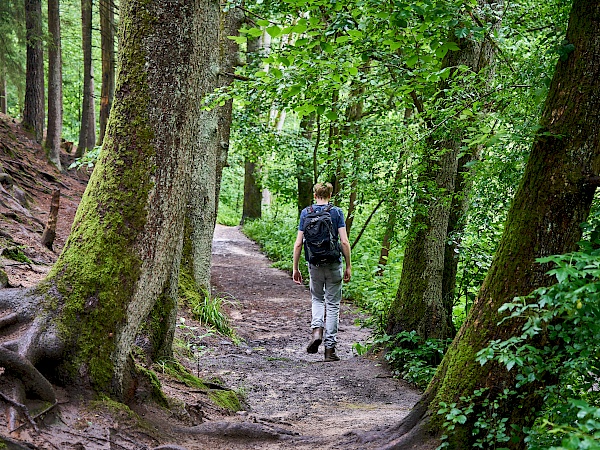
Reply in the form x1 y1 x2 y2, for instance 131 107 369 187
174 225 421 449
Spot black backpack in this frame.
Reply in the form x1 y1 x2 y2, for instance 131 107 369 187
303 204 341 265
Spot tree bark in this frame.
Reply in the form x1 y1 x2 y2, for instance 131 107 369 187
241 159 262 223
23 0 44 143
76 0 96 157
35 0 211 398
386 0 502 341
0 74 6 114
98 0 116 146
46 0 63 170
297 114 315 215
375 1 600 447
41 188 60 250
240 36 265 224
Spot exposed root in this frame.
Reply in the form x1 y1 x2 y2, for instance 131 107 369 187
0 433 38 449
0 313 18 329
0 347 55 403
342 390 439 450
0 389 38 433
176 420 299 440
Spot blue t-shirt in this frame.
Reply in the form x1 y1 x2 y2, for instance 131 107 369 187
299 204 346 238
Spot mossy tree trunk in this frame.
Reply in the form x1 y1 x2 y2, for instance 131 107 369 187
76 0 96 157
377 1 600 447
33 0 212 399
98 0 115 146
45 0 62 170
385 0 502 341
23 0 44 143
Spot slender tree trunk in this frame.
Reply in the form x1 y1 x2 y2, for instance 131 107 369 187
297 114 315 215
98 0 115 146
77 0 96 157
374 2 600 447
440 151 478 334
215 7 244 216
343 82 365 237
35 0 209 398
240 35 266 223
0 74 6 114
23 0 44 142
241 159 262 223
386 0 503 341
46 0 63 170
377 163 404 275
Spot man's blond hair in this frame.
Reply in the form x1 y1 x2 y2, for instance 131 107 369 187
313 182 333 200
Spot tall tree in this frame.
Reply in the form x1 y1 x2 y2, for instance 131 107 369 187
6 0 216 399
240 34 267 224
98 0 115 145
385 0 503 341
0 72 6 114
361 0 600 447
22 0 44 142
46 0 63 170
77 0 96 157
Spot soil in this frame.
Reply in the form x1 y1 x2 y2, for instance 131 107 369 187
0 114 423 449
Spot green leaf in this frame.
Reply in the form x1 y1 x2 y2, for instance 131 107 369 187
347 66 358 76
295 38 309 47
227 35 247 44
406 55 419 68
320 41 334 53
325 110 338 121
270 67 282 78
348 29 363 39
267 25 282 38
292 23 308 34
246 27 263 37
255 19 270 27
336 36 350 44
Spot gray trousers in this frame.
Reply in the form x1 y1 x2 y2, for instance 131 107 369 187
308 262 343 349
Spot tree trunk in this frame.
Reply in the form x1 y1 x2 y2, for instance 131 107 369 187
0 74 6 114
46 0 63 170
241 159 262 223
181 0 221 292
377 163 404 275
240 36 265 224
440 151 478 334
98 0 115 146
34 0 211 399
23 0 44 143
297 114 315 215
76 0 96 157
374 1 600 447
386 0 502 341
215 7 244 216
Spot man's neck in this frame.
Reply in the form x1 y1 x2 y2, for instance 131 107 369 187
315 199 330 205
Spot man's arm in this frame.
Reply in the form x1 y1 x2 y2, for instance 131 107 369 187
293 230 304 284
338 227 352 282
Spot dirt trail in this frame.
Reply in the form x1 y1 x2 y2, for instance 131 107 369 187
173 225 421 449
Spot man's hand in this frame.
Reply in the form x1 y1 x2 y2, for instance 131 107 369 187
344 266 351 282
293 269 303 285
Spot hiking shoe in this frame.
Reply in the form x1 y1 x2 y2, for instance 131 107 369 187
324 347 340 362
306 327 323 354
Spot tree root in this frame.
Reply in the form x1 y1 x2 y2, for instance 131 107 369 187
0 434 38 449
0 347 55 403
176 420 299 440
342 390 440 450
0 390 38 433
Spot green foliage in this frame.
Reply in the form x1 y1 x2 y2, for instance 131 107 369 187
2 246 31 264
68 145 101 169
373 331 452 390
438 388 517 449
178 270 237 339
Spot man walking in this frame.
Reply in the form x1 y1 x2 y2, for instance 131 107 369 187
293 182 351 362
